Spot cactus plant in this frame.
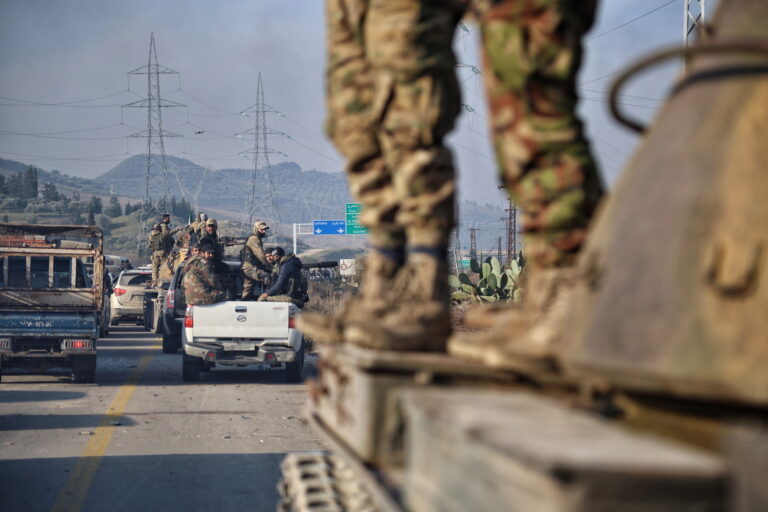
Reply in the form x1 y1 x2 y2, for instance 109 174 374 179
449 256 524 304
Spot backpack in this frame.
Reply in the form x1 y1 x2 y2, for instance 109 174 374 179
149 231 163 251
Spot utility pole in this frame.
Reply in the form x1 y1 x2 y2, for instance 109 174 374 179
123 33 185 246
684 0 706 71
469 227 478 262
238 73 284 242
497 236 502 262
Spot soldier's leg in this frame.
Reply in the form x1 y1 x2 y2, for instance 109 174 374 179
151 252 161 285
299 0 406 343
450 0 604 366
343 0 468 351
480 0 603 267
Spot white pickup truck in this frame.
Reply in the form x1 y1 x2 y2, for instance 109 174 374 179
181 300 304 382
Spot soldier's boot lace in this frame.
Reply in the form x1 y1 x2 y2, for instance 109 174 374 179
448 265 578 371
344 248 451 352
297 248 403 344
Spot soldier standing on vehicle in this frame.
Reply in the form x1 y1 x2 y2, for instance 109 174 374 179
299 0 605 356
182 241 226 305
241 221 271 299
186 212 208 241
258 247 307 308
149 214 174 286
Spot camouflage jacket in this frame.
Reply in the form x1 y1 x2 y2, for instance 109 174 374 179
182 256 226 305
242 234 269 268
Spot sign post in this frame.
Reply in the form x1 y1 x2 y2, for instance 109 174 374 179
312 220 347 235
345 203 368 235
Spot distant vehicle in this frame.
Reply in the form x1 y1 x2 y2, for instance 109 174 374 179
181 300 304 382
104 254 131 276
109 269 152 325
0 223 105 383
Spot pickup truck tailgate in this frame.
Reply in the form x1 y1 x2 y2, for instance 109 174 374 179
0 310 97 337
191 301 290 339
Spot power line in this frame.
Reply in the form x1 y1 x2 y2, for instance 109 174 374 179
586 0 679 42
0 89 136 106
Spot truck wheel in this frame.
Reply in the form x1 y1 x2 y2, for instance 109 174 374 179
182 355 201 382
285 339 305 383
110 316 119 326
162 332 178 354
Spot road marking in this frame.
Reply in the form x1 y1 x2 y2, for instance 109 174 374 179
51 341 159 512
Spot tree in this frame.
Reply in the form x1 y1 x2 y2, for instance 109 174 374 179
0 175 6 196
41 183 60 202
22 166 38 199
72 191 80 201
87 207 95 225
105 195 122 217
89 195 103 215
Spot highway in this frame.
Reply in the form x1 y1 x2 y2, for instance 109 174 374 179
0 325 324 512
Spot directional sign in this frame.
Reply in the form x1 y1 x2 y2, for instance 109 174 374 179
313 220 346 235
459 258 471 269
345 203 368 235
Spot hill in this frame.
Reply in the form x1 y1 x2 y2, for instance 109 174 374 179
93 155 351 223
0 155 514 256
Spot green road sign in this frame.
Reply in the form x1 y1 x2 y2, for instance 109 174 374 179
345 203 368 235
459 258 471 269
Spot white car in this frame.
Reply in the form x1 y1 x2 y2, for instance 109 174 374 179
109 269 152 325
181 300 304 382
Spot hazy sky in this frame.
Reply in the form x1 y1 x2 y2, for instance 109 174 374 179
0 0 715 208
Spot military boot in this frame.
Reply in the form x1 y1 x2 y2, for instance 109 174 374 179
448 265 578 372
343 249 451 352
297 248 403 344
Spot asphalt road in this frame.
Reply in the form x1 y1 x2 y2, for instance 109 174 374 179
0 325 324 512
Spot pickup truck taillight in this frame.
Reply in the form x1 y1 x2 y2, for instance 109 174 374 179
184 305 193 328
114 288 127 296
165 289 175 310
288 317 296 329
62 339 93 350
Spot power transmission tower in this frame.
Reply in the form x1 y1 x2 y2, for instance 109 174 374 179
122 33 185 247
238 73 284 242
504 198 518 265
683 0 707 71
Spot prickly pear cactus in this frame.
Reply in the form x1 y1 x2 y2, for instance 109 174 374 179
449 257 523 304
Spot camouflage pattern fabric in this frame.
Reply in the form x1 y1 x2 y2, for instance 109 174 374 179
475 0 604 266
182 257 226 305
241 233 270 298
326 0 466 248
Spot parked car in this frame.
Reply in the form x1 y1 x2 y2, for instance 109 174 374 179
109 269 152 325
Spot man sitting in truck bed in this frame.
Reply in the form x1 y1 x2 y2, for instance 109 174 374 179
258 247 307 308
182 241 226 305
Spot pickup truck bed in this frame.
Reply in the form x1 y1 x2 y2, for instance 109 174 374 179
181 300 304 382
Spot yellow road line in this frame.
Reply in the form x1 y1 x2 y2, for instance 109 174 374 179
51 341 159 512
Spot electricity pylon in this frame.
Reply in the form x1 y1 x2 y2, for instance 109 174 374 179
122 33 186 246
237 73 284 242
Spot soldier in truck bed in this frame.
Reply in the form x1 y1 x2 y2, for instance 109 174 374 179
182 241 226 305
241 221 271 299
258 247 307 308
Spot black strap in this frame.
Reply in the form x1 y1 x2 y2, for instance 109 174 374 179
409 246 447 260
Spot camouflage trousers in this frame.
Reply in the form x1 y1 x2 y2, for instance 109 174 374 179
327 0 604 266
151 250 171 284
474 0 605 266
325 0 466 249
241 262 269 299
